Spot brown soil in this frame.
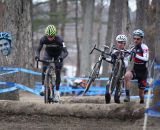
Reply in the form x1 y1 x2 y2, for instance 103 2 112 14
0 91 159 130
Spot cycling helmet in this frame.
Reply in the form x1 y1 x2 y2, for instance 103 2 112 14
0 32 12 41
133 29 144 38
116 34 127 42
45 25 56 36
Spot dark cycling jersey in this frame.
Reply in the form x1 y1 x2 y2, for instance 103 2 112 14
36 35 68 87
36 35 68 59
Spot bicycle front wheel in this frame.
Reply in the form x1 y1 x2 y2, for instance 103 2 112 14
110 60 123 95
114 81 122 103
83 61 102 95
44 66 55 104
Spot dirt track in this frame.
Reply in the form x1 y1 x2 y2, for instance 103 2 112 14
0 91 159 130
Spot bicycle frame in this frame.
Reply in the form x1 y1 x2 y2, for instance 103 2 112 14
83 44 111 95
107 48 130 103
90 55 103 79
37 59 58 103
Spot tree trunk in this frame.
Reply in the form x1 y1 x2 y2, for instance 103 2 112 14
136 0 145 30
102 0 115 77
0 0 33 100
145 0 156 62
144 0 155 78
112 0 123 44
153 0 160 112
75 0 80 76
96 0 103 49
95 0 103 64
60 0 67 38
49 0 58 26
80 0 95 76
122 0 132 47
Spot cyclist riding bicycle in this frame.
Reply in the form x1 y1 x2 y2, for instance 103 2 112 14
35 25 68 102
105 34 129 103
124 29 149 104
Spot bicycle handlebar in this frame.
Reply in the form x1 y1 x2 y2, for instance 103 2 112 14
90 44 96 54
112 47 131 54
90 44 111 56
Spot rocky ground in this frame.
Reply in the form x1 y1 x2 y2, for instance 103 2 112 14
0 91 159 130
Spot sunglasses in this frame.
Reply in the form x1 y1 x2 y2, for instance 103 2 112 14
47 35 54 38
133 37 141 41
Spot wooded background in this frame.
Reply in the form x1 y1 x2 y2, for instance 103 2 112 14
0 0 159 109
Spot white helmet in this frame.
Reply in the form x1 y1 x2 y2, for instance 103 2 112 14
116 34 127 42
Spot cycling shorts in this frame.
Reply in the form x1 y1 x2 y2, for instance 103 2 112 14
131 69 148 89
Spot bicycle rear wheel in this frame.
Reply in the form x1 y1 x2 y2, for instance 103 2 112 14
83 61 102 95
44 66 55 104
110 60 122 95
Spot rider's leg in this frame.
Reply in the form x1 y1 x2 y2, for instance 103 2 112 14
139 89 144 104
55 60 63 90
136 69 147 104
40 52 50 96
138 79 147 104
55 68 61 91
54 59 63 102
54 69 61 102
124 71 133 102
40 65 48 96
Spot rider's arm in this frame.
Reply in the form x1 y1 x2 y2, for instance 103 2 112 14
36 38 44 57
124 56 129 68
60 42 68 59
135 44 149 62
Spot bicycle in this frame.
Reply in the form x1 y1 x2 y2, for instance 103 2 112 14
36 59 59 104
82 44 111 95
105 47 130 103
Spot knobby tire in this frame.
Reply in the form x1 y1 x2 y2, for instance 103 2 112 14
110 60 122 95
44 66 55 104
83 61 102 95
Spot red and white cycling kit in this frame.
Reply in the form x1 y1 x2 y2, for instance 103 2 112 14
131 43 149 89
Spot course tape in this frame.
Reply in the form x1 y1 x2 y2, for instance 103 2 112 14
1 66 160 117
0 70 19 75
0 81 40 95
0 67 41 76
145 79 160 116
154 64 160 69
0 66 110 80
64 76 109 81
145 101 160 117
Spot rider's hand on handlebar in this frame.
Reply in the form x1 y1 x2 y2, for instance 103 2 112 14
130 49 136 57
111 53 117 60
35 56 40 61
57 56 63 62
102 55 106 60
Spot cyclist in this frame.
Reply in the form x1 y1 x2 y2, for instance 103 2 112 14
35 25 68 102
124 29 149 104
105 34 128 103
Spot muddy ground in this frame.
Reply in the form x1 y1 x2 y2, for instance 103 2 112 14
0 91 159 130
